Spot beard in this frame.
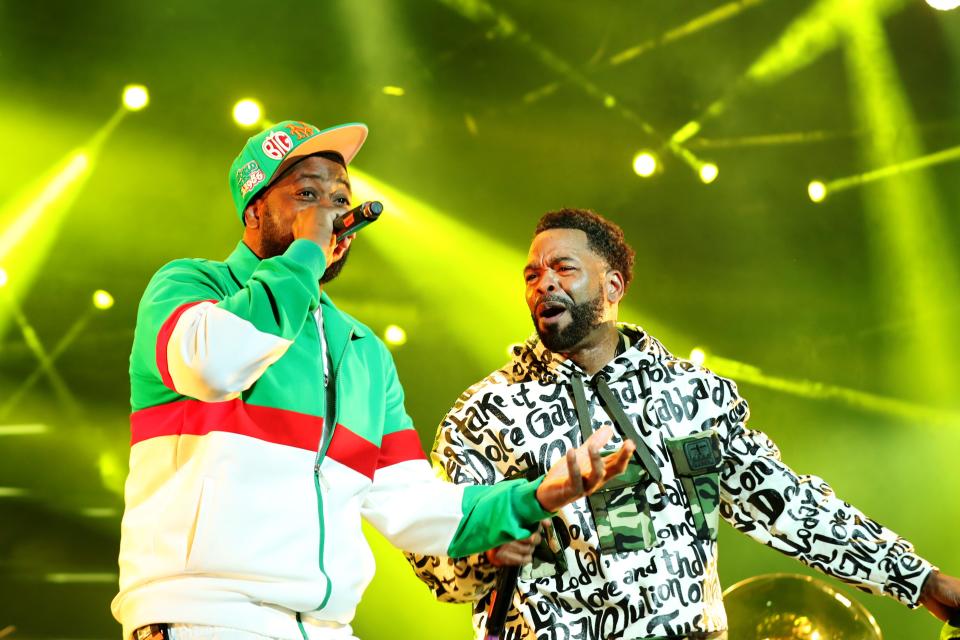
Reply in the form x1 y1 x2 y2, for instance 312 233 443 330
320 245 351 284
259 208 351 285
532 285 605 353
259 208 295 259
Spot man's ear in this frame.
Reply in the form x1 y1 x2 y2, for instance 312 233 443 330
243 199 262 229
606 270 625 304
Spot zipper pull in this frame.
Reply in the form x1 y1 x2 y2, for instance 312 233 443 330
316 467 330 491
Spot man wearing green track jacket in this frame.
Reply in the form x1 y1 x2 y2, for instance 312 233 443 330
111 121 634 640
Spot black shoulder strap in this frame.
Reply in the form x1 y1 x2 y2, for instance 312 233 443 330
594 377 664 486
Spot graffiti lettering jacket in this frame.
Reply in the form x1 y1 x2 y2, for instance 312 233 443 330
406 325 933 640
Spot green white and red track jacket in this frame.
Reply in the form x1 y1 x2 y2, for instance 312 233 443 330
112 239 552 639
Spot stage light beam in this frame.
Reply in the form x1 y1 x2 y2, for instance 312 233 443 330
233 99 263 128
0 152 90 263
842 1 959 401
0 268 7 288
347 168 689 369
665 0 911 152
0 109 127 341
927 0 960 9
632 152 658 177
122 85 149 111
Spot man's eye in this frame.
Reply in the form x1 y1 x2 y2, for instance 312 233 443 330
298 189 316 198
524 273 537 282
335 196 351 207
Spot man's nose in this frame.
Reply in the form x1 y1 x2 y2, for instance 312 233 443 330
536 272 558 294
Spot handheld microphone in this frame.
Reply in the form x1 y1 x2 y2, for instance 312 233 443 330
484 565 519 640
332 201 383 241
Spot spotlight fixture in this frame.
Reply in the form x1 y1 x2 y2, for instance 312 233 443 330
699 162 718 184
122 85 149 111
233 99 263 128
632 151 658 178
808 181 827 203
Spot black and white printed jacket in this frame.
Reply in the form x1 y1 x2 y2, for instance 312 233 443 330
405 325 933 640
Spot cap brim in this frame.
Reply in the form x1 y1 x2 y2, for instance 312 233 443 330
273 122 368 181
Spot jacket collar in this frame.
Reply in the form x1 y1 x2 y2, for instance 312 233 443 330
320 290 368 340
225 241 261 283
224 241 367 340
521 323 653 384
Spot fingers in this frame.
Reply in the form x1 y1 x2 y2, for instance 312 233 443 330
487 534 540 567
603 440 635 478
921 593 951 622
584 424 614 449
582 438 605 495
565 449 584 497
494 548 533 566
292 208 345 254
331 234 353 260
921 572 960 622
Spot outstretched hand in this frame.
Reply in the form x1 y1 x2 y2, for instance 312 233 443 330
920 570 960 623
535 425 636 513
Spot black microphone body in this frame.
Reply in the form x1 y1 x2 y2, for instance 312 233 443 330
333 201 383 241
484 565 519 640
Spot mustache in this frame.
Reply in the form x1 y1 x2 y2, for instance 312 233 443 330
535 293 573 309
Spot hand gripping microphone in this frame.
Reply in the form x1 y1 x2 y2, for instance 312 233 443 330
332 201 383 241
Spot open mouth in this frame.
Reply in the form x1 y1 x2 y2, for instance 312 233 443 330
537 301 569 323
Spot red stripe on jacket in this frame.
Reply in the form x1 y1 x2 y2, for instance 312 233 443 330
326 426 379 479
155 300 216 391
377 429 427 469
129 400 424 478
131 399 322 451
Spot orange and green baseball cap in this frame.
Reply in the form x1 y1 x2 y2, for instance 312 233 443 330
229 120 368 222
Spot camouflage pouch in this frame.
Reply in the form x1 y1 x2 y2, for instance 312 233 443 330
665 429 722 541
569 374 664 554
518 516 567 580
587 455 658 553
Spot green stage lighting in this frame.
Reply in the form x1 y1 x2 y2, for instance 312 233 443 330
632 151 658 177
347 167 686 370
122 84 149 111
808 180 827 202
233 99 262 128
92 289 114 310
843 2 959 400
0 152 90 263
699 162 719 184
383 324 407 347
689 348 706 366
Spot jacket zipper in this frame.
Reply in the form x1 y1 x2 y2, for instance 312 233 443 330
311 327 353 612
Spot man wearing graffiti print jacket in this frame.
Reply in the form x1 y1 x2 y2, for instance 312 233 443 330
406 209 960 640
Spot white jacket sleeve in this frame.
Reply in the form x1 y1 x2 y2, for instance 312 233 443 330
401 401 505 603
717 384 935 607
